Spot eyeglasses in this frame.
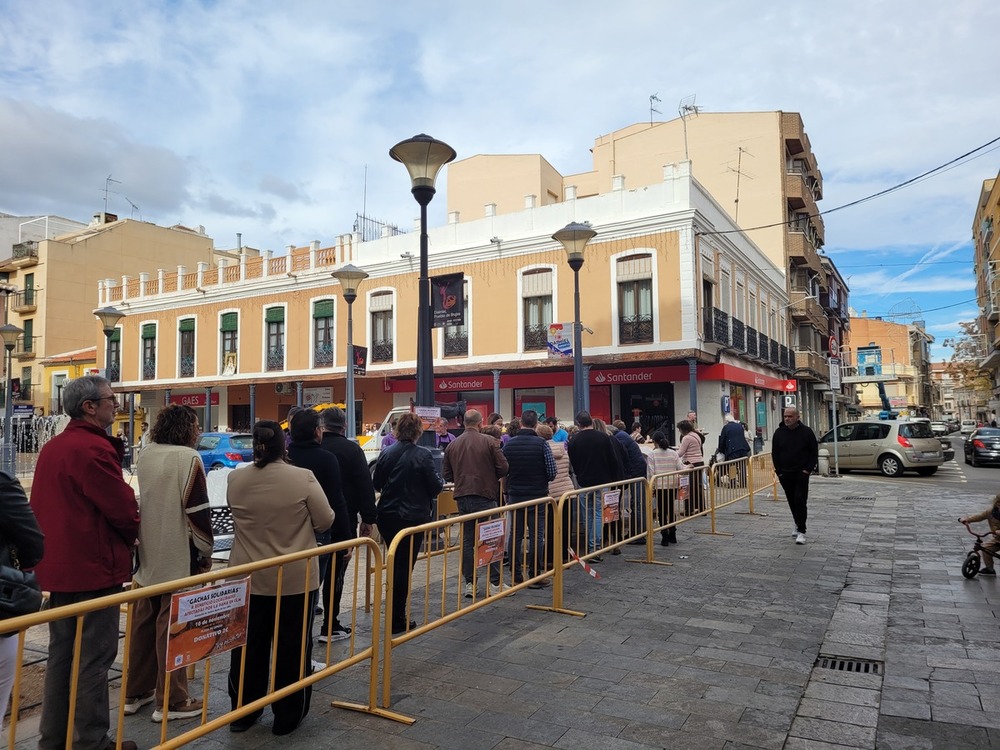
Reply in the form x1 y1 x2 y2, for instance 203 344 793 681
88 396 118 406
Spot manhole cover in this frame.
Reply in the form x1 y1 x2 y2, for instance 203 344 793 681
816 656 882 675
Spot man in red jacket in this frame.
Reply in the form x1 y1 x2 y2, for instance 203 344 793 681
32 375 140 750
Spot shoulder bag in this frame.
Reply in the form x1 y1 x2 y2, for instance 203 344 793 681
0 546 43 623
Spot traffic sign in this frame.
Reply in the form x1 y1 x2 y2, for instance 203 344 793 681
829 335 839 357
829 358 841 389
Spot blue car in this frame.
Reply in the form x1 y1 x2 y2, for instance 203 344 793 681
196 432 253 470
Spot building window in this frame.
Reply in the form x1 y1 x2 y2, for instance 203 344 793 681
141 323 156 380
617 254 653 345
313 300 334 367
220 313 238 373
108 329 121 382
19 366 31 402
265 307 284 371
522 269 552 351
370 292 393 363
179 319 195 377
21 318 33 354
444 282 468 357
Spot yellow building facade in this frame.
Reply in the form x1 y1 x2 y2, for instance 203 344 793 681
98 163 794 445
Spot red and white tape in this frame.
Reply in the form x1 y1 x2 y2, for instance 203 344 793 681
567 547 601 580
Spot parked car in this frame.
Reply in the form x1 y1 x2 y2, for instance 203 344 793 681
819 419 944 477
939 437 955 462
961 419 978 435
963 427 1000 467
196 432 253 470
929 421 950 437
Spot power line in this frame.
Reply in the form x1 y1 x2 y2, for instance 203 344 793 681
866 298 977 318
838 260 968 268
696 135 1000 238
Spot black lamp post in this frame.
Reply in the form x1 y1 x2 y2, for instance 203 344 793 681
332 263 369 440
390 134 456 447
0 322 22 476
94 306 125 434
553 222 596 419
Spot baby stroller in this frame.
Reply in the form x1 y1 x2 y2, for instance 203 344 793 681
959 520 1000 579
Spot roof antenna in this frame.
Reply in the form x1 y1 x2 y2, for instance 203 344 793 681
726 147 754 224
124 196 141 221
103 174 121 215
678 95 702 161
649 93 661 126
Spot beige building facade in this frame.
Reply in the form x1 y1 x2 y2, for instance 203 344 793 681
974 172 1000 415
98 163 795 446
846 316 934 417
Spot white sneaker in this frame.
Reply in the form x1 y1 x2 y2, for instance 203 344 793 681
123 692 154 715
464 581 475 599
795 533 806 545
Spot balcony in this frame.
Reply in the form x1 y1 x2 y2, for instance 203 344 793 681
179 354 195 378
785 172 821 218
758 331 769 361
265 346 284 372
313 343 333 367
0 241 39 271
794 349 827 378
107 363 121 382
524 324 548 351
9 289 37 314
444 330 468 357
780 345 793 371
788 291 824 323
12 335 37 360
141 357 156 381
371 339 393 363
769 340 780 366
746 326 758 357
731 318 746 352
619 315 653 345
703 307 730 345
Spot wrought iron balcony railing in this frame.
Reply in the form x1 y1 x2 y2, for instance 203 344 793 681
730 318 746 352
523 324 548 351
313 343 333 367
265 347 285 372
179 355 195 378
746 327 758 357
141 357 156 380
444 331 468 356
371 339 393 363
619 315 653 344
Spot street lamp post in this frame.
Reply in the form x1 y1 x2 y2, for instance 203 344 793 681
553 222 597 418
390 134 456 448
0 323 22 475
94 306 125 435
332 263 369 440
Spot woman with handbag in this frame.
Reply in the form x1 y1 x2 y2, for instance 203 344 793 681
676 420 706 514
646 431 684 546
125 404 213 721
0 470 44 719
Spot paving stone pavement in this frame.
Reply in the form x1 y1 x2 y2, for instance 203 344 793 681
12 473 1000 749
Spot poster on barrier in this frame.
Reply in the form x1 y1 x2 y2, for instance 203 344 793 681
165 577 250 672
601 489 621 523
476 517 506 567
678 475 690 515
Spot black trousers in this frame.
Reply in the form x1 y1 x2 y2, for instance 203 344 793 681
377 515 424 629
228 591 315 732
319 548 349 629
778 471 810 533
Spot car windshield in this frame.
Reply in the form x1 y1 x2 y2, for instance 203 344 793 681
973 428 1000 437
229 435 253 449
899 423 933 439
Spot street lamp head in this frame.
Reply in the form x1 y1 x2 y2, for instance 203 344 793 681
93 306 125 334
390 134 457 198
552 222 596 272
331 264 369 305
0 323 21 351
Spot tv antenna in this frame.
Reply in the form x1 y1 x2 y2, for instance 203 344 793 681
124 196 142 220
649 93 661 126
887 297 923 324
726 147 755 224
678 95 702 160
102 175 121 215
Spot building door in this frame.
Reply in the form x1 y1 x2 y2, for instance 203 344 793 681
231 404 251 432
619 385 674 443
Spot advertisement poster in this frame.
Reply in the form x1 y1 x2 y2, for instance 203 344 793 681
413 405 441 432
475 518 507 567
165 577 250 672
678 475 690 514
546 323 573 358
601 489 621 523
352 345 368 376
431 272 464 328
303 387 333 406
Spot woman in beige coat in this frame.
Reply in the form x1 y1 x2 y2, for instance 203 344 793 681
537 423 575 564
226 420 333 736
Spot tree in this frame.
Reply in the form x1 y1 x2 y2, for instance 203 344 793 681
945 321 992 408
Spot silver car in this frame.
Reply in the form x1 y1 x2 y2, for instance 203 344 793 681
819 419 944 477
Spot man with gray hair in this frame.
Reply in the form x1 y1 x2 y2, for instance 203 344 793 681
31 375 140 750
442 409 509 598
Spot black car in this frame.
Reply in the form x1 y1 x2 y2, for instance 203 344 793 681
963 427 1000 467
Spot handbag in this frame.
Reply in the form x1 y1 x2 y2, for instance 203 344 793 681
0 546 43 621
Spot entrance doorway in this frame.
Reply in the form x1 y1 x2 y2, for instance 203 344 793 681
619 385 674 443
231 404 251 432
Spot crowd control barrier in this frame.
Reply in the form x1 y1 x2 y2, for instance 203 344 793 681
0 537 407 750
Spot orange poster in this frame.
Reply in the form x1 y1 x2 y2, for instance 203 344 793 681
602 489 621 524
165 577 250 672
475 518 507 567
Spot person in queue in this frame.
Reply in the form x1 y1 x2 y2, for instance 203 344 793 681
537 422 574 566
31 375 141 750
0 471 43 720
646 430 684 546
676 420 706 514
372 412 444 634
566 411 623 563
226 420 333 735
125 404 213 721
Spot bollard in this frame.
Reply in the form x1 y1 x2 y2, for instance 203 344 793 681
818 448 830 477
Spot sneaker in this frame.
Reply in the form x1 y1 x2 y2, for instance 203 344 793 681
590 555 603 563
152 697 203 721
120 742 139 750
311 659 326 672
611 547 622 556
464 581 475 599
981 567 996 576
123 692 154 715
328 624 352 641
391 619 416 635
527 578 551 589
795 533 806 545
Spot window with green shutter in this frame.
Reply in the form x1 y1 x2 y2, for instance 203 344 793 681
313 299 334 319
220 313 238 332
141 324 157 339
178 318 195 332
265 307 285 323
110 328 121 343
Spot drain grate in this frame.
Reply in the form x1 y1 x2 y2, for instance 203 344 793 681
816 656 882 675
842 495 875 501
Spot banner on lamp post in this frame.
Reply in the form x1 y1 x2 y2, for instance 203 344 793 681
352 345 367 376
547 323 573 358
431 273 464 328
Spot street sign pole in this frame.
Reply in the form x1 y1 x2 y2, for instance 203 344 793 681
829 358 841 476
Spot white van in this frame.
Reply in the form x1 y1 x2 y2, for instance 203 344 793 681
961 419 978 435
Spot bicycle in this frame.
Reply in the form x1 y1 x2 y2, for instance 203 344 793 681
959 519 1000 579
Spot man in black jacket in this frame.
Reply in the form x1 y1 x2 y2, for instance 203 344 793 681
316 406 378 641
502 410 555 586
771 407 818 545
287 410 352 641
567 411 624 561
612 420 648 545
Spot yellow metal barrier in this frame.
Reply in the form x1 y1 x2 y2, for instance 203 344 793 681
0 537 406 749
379 496 555 709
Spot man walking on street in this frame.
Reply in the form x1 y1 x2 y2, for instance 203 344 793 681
442 409 509 597
31 375 140 750
502 410 555 587
771 407 818 545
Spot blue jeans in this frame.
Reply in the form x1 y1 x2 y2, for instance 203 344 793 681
577 491 602 554
508 495 544 579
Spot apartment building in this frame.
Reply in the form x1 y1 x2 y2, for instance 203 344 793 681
846 315 934 417
974 172 1000 415
97 162 796 446
0 214 216 414
448 112 842 430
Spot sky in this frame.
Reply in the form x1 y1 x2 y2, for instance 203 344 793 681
1 1 998 362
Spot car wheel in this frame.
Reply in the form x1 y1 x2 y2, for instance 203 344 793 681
971 452 978 468
965 451 971 465
878 454 904 477
211 463 225 471
916 467 938 476
962 553 981 579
